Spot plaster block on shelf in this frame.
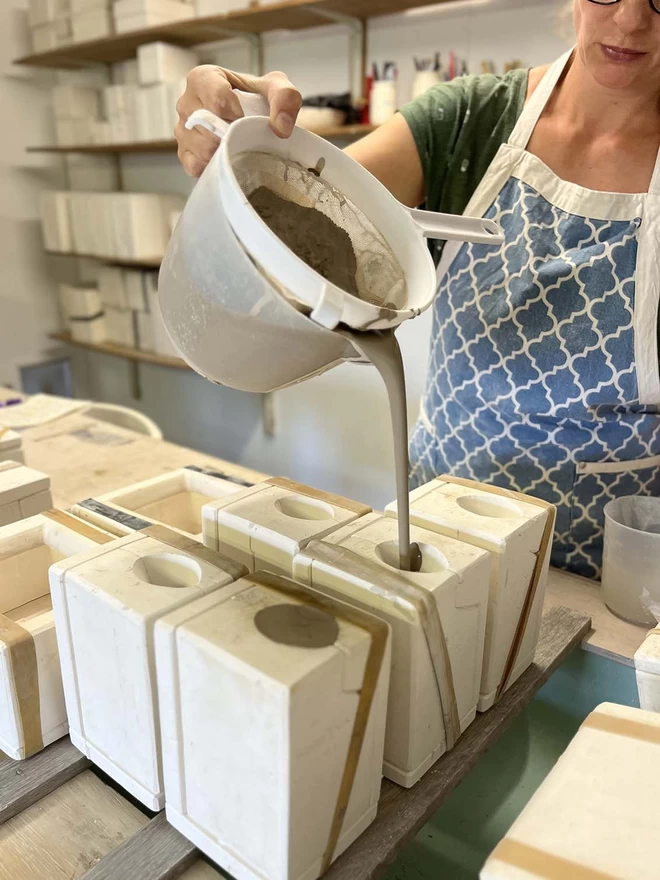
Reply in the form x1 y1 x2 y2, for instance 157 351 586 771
31 23 58 53
111 58 139 86
72 6 114 42
386 477 553 712
635 626 660 712
136 311 155 352
69 314 107 344
481 703 660 880
156 569 391 880
202 478 372 577
113 0 194 33
39 191 73 253
0 431 24 466
293 512 490 788
111 193 185 261
195 0 251 13
49 528 248 808
58 284 102 321
98 266 128 309
104 306 136 347
124 271 148 312
137 41 198 85
52 85 100 120
0 511 112 760
74 467 252 539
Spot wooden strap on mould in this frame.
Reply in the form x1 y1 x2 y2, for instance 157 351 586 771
0 615 43 758
42 509 115 544
439 475 557 700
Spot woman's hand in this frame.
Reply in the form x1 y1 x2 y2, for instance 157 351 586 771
175 65 303 177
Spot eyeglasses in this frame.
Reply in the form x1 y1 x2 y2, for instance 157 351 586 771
588 0 660 14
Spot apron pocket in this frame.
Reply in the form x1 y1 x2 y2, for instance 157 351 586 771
568 454 660 580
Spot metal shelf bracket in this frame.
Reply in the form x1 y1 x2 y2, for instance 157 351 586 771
303 7 365 103
203 27 264 75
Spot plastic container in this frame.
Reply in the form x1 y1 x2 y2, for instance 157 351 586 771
601 496 660 626
369 81 397 126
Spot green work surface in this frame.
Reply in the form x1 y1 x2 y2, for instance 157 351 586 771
382 649 639 880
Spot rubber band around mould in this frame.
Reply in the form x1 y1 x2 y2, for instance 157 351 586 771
248 570 389 875
302 538 461 750
438 476 556 699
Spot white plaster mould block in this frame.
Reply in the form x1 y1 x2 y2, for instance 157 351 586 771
0 462 52 527
202 480 371 577
0 431 24 465
156 571 391 880
386 479 551 711
49 531 245 808
293 512 490 787
635 627 660 712
0 512 111 760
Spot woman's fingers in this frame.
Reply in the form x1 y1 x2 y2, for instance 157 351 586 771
174 64 303 176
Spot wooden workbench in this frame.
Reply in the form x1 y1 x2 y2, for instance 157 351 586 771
0 399 631 880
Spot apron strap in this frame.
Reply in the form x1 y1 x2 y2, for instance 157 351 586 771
649 150 660 196
508 49 574 150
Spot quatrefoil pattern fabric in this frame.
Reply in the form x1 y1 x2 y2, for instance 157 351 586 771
410 176 660 579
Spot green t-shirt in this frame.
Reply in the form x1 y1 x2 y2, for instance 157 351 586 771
400 69 528 218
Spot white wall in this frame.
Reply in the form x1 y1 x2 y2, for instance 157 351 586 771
34 0 571 509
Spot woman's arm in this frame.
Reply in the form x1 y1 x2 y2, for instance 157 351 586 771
175 65 425 207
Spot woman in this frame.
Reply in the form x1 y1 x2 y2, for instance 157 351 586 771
174 0 660 580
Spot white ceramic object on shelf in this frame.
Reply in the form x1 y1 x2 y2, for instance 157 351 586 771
369 80 397 126
411 71 441 101
69 314 107 344
0 511 112 760
156 570 391 880
635 627 660 712
72 6 113 42
98 266 129 309
386 478 553 711
39 192 73 253
293 512 490 787
113 0 194 32
104 306 136 347
73 467 251 539
0 461 53 527
0 430 24 465
58 285 102 322
49 529 247 809
481 702 660 880
202 478 371 576
52 85 100 121
137 42 198 85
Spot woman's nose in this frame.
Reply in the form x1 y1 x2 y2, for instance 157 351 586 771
612 0 654 35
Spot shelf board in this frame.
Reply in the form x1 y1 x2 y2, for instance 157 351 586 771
50 332 189 370
27 124 377 155
15 0 457 69
45 251 161 269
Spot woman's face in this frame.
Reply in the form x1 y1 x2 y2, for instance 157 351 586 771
574 0 660 92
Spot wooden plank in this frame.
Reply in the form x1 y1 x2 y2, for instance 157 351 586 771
49 332 189 371
545 569 646 666
323 605 591 880
0 738 90 827
14 0 458 69
80 813 198 880
27 126 377 155
46 253 162 269
0 770 148 880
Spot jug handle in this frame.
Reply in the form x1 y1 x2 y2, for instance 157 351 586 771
405 206 504 246
185 90 271 139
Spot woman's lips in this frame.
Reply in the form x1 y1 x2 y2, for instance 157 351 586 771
601 43 648 63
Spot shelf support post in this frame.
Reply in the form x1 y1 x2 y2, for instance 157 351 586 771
201 27 264 76
303 7 365 105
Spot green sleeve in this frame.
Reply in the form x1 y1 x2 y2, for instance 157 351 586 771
400 70 528 217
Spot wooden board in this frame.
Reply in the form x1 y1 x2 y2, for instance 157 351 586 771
50 333 189 371
43 605 588 880
27 126 377 155
0 738 90 827
545 568 648 666
0 770 148 880
46 253 162 269
14 0 458 68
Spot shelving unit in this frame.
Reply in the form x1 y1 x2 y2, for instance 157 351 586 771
27 124 378 155
50 332 187 369
45 251 162 270
15 0 455 69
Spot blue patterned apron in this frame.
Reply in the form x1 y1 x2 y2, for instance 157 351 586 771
410 51 660 580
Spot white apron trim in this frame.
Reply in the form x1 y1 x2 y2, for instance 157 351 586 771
436 49 660 406
577 452 660 476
